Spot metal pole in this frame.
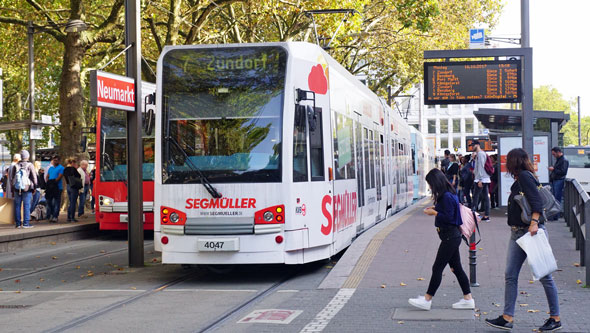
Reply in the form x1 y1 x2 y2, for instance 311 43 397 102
469 232 479 287
126 0 144 267
27 21 36 161
520 0 533 157
578 96 582 146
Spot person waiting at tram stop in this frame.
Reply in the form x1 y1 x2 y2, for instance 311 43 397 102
445 154 460 190
440 149 451 173
470 140 491 222
549 147 568 221
408 168 474 311
485 148 562 332
10 150 38 229
77 160 91 218
63 158 82 222
45 155 64 223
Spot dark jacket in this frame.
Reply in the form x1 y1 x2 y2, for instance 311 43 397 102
507 170 543 227
460 164 474 188
550 155 569 181
441 157 450 173
434 192 463 228
446 162 459 183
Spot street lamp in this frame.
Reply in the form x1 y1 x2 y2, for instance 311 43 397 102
28 19 87 161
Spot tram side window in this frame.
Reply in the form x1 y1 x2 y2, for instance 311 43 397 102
334 113 356 180
369 130 375 189
380 134 385 186
355 120 365 207
375 133 382 200
364 128 371 189
389 140 397 185
411 147 416 174
293 105 308 182
309 108 324 181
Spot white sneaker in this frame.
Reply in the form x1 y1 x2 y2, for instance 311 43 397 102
452 298 475 309
409 297 432 310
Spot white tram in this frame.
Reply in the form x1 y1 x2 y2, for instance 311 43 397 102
154 42 421 264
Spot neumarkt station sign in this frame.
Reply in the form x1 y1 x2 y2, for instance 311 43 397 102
89 70 136 111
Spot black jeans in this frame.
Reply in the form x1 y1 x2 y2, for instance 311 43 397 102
427 227 471 296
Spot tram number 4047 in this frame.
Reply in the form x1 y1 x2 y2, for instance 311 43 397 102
205 241 224 249
197 238 239 252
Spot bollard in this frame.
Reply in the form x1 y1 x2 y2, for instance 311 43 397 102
469 232 479 287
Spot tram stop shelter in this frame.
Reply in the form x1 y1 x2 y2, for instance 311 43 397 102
473 107 570 206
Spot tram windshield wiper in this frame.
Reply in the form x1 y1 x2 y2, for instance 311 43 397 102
164 135 222 199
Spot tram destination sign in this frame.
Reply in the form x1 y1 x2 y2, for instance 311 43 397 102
424 60 521 105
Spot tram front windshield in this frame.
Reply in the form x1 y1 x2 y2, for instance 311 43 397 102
161 46 286 184
100 108 155 182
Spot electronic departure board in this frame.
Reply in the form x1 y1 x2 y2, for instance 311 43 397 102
424 60 521 105
466 137 495 152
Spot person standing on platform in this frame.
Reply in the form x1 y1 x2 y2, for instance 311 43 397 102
441 149 451 173
90 166 96 214
470 140 491 222
30 161 43 215
549 147 568 220
459 156 474 206
446 154 460 190
6 153 21 199
63 158 82 222
45 155 64 223
11 150 37 228
77 160 91 218
408 168 474 311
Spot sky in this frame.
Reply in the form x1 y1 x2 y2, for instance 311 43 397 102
491 0 590 115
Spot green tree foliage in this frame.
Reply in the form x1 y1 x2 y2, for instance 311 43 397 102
0 0 502 160
533 85 587 146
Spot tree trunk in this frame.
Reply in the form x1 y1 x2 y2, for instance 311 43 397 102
58 33 86 161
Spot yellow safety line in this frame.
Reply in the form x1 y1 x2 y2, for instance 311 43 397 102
342 201 429 289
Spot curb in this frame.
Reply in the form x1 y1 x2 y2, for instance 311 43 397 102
0 221 99 252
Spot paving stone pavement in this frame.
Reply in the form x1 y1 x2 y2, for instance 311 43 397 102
324 204 590 332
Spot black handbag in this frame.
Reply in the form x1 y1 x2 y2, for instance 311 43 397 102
68 175 83 190
514 173 561 224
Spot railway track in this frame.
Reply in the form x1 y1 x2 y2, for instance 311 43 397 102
0 241 154 284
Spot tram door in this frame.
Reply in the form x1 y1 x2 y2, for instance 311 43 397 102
292 102 332 251
361 124 379 230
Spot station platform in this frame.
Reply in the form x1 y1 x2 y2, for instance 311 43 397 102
0 213 98 252
316 198 590 332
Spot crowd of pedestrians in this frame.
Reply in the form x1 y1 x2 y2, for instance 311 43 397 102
0 151 96 228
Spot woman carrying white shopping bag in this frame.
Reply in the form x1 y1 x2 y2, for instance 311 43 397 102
485 148 562 332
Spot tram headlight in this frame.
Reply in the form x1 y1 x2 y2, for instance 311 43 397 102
100 196 113 206
169 212 180 223
263 211 274 222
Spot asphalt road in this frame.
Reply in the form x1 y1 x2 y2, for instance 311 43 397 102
0 235 336 332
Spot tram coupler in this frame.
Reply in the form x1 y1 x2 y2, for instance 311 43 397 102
469 232 479 287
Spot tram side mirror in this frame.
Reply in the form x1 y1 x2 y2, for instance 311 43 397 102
143 109 155 136
144 93 156 136
306 105 317 132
